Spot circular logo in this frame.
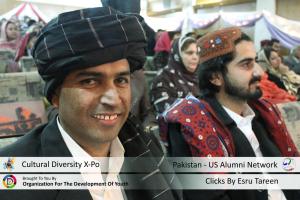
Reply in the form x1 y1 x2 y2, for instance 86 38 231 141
3 175 17 189
282 158 295 171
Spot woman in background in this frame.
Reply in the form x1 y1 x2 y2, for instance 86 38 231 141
0 20 21 52
150 36 200 114
257 47 300 99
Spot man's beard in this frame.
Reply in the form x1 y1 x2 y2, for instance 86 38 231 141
223 74 263 101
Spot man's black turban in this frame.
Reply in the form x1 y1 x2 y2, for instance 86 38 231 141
32 6 148 102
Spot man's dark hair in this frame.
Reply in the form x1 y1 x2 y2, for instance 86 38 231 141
270 38 280 45
198 33 252 97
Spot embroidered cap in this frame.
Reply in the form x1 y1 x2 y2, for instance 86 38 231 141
197 27 242 64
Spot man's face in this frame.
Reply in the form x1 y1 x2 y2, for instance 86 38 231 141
221 41 263 101
272 42 281 52
53 59 131 147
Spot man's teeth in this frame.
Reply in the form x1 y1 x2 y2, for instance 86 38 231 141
94 114 118 120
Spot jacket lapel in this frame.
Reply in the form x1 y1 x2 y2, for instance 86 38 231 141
39 117 93 200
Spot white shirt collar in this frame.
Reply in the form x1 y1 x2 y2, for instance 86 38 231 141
221 106 287 200
222 104 255 127
56 117 125 200
56 117 124 159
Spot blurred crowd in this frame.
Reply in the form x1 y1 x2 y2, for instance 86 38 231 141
0 15 44 73
1 14 300 137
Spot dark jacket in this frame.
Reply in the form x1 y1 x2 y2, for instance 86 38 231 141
159 95 299 200
0 115 182 200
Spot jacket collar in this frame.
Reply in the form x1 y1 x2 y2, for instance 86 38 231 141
39 116 93 199
204 96 237 127
40 116 72 157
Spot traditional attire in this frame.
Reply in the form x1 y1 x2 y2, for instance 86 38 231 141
150 37 200 114
154 32 172 53
152 32 172 70
159 95 299 200
0 7 182 200
0 20 21 52
158 27 300 200
0 115 182 200
260 73 297 104
0 20 21 72
32 7 148 101
257 49 300 97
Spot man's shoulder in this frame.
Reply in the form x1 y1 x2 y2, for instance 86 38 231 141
161 95 210 120
250 98 278 113
0 123 47 156
157 95 221 127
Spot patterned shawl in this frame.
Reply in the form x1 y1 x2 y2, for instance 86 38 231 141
150 37 200 114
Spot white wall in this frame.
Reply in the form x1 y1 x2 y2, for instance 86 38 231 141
21 0 101 20
196 2 256 14
196 2 256 42
143 2 257 31
255 0 275 50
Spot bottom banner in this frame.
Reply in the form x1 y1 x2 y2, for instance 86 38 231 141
0 174 300 190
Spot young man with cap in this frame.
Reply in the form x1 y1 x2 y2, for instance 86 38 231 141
0 7 182 200
159 27 299 200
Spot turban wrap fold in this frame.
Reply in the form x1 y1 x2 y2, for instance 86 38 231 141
32 7 148 102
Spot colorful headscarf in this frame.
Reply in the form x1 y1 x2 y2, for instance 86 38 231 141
0 20 21 52
154 31 171 53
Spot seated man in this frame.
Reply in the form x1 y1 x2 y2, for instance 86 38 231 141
0 7 182 200
159 27 299 200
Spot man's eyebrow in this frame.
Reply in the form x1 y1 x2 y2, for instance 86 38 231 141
236 58 254 64
75 71 104 78
117 71 130 76
75 70 130 78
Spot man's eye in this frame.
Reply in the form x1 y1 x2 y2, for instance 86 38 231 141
241 62 253 69
115 77 129 85
80 79 97 86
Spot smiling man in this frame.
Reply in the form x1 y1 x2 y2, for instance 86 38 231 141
52 60 131 157
0 7 181 200
159 27 299 200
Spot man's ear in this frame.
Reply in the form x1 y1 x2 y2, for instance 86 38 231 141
51 88 61 108
210 72 223 87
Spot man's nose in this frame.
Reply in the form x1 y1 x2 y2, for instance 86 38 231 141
193 53 199 60
253 62 264 77
100 88 121 106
